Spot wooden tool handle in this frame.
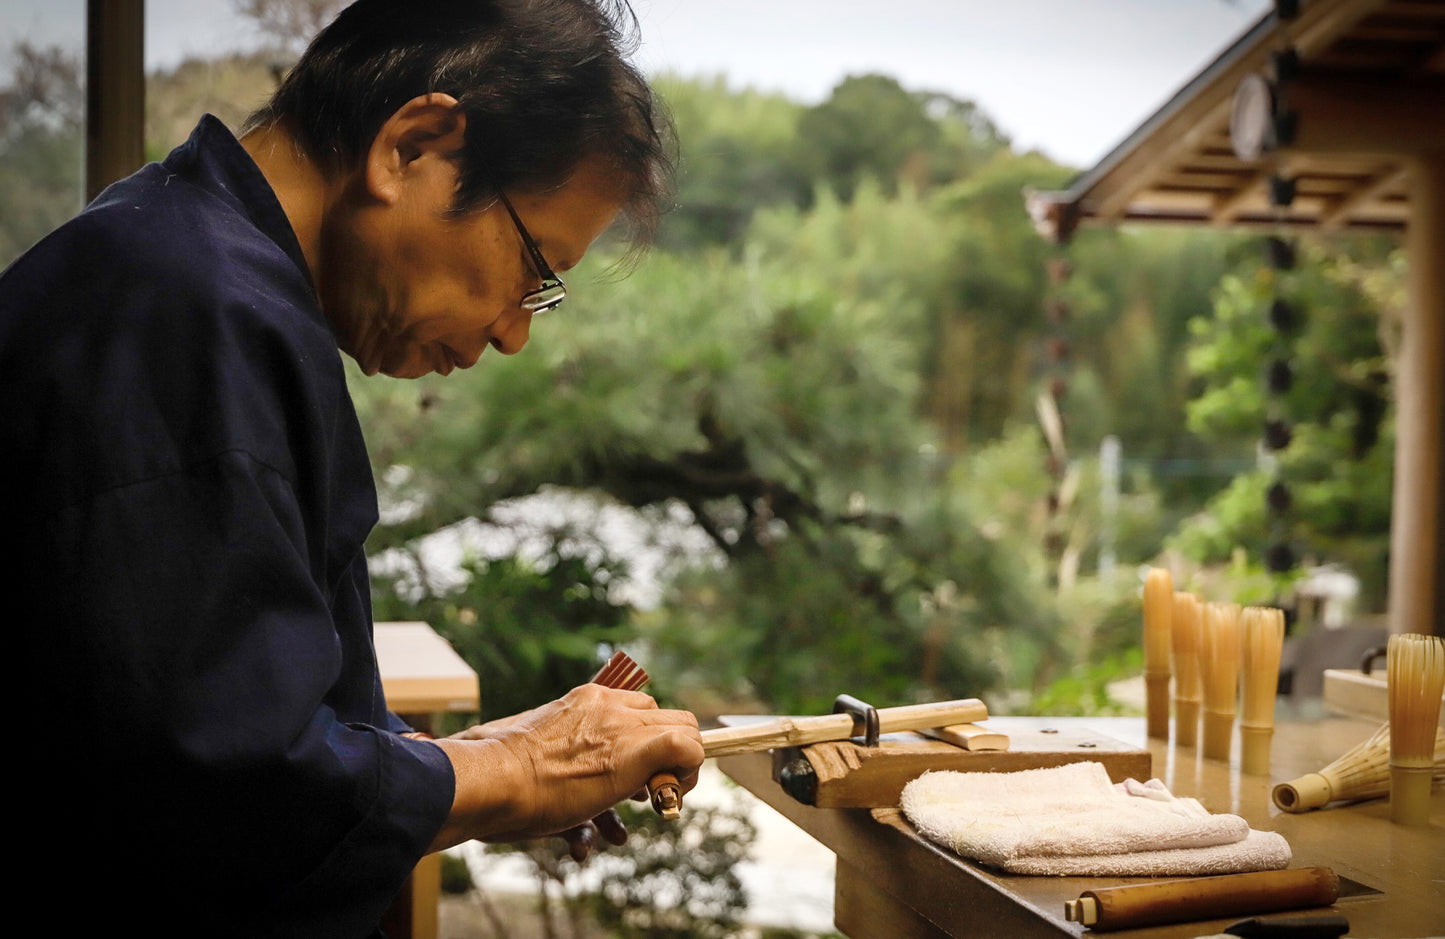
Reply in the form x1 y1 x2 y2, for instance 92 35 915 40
1065 867 1339 932
647 772 681 819
702 699 988 758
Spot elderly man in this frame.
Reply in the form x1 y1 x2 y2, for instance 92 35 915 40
0 1 702 935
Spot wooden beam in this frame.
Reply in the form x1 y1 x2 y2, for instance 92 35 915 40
1083 0 1390 221
85 0 145 202
1319 165 1408 231
1282 69 1445 155
1387 152 1445 637
1212 168 1271 223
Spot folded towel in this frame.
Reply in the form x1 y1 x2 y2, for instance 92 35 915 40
900 761 1291 877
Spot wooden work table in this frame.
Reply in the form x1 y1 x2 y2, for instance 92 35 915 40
718 715 1445 938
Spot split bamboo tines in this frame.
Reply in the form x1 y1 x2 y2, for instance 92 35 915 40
1273 721 1445 812
1238 606 1285 776
1387 633 1445 825
1143 567 1173 740
1199 601 1241 764
1171 591 1203 748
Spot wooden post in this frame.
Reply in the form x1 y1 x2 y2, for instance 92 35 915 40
85 0 145 202
1388 152 1445 638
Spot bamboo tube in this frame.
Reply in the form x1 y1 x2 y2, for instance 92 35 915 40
1273 721 1445 812
1063 868 1339 932
1170 591 1202 748
1388 633 1445 825
1198 602 1241 763
1143 568 1173 740
701 698 988 758
1238 606 1285 776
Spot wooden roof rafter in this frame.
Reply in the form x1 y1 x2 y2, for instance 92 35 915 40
1025 0 1445 241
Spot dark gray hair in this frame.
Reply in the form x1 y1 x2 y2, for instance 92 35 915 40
246 0 673 244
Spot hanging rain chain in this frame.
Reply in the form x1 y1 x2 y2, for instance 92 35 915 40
1262 171 1300 578
1039 252 1073 588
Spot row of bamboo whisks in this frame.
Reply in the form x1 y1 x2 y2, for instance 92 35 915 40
1143 568 1445 825
1142 568 1285 773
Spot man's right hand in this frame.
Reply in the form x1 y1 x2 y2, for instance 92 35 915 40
424 684 704 852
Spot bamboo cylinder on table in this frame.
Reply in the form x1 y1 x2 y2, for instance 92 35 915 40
1063 868 1339 932
1143 568 1173 740
1238 606 1284 776
1273 721 1445 812
1171 591 1202 748
1387 633 1445 826
1198 601 1241 763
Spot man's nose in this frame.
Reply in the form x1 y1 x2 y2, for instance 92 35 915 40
490 307 532 355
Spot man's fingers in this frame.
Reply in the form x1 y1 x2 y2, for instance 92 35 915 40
563 822 596 863
594 808 627 846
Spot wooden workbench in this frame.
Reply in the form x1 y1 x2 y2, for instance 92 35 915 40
719 715 1445 938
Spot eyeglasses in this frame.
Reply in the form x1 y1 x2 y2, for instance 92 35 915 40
497 192 566 313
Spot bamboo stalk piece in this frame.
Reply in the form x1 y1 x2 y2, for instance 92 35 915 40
702 699 989 758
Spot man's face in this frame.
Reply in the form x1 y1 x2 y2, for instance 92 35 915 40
320 155 624 379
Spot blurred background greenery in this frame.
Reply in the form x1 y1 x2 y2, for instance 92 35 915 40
0 8 1399 724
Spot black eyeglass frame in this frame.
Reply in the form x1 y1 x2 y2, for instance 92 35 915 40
497 192 567 313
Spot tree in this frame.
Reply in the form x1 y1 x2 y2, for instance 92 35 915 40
796 73 1005 202
233 0 348 56
1168 238 1399 609
0 42 84 268
651 75 809 250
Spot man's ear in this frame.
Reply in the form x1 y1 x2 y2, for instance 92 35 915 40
364 93 467 205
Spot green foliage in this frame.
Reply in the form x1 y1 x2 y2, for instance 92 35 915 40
1023 648 1144 717
586 800 754 939
371 548 633 724
0 42 84 269
1169 239 1397 607
645 522 1006 715
145 51 282 158
795 74 1007 202
652 75 809 249
439 851 475 895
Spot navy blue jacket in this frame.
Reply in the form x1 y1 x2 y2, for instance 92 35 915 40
1 116 454 937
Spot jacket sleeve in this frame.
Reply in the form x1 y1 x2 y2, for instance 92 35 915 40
31 448 455 937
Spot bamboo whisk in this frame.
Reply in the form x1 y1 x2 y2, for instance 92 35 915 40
1238 606 1285 776
1273 722 1445 812
1171 591 1203 748
1388 633 1445 826
1199 602 1241 763
1143 568 1173 740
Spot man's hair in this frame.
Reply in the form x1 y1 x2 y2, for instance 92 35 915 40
245 0 672 244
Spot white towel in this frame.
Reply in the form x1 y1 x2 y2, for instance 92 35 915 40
900 761 1291 877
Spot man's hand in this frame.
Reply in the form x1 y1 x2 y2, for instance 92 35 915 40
558 807 629 863
426 684 703 852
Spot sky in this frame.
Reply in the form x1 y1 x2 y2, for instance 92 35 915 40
1 0 1271 169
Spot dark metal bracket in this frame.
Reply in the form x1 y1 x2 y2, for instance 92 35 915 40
832 693 881 748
